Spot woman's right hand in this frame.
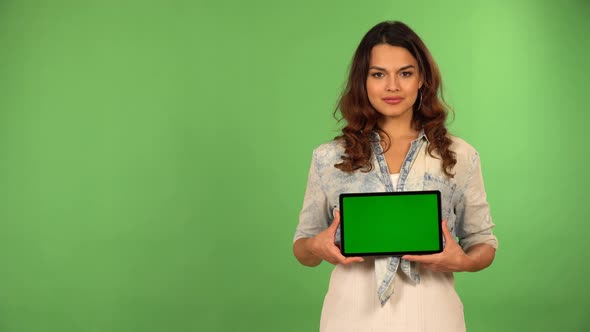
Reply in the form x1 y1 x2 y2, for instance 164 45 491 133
306 210 365 265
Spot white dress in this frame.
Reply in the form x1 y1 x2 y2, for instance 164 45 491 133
319 174 466 332
320 258 466 332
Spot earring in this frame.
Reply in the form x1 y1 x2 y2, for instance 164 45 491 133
416 89 423 111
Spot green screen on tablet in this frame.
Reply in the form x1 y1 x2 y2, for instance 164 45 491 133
339 191 443 256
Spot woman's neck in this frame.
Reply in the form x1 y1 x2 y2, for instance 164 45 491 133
378 116 419 141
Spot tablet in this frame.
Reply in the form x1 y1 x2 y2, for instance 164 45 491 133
339 191 443 257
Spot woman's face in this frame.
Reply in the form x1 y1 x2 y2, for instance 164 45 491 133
366 44 423 121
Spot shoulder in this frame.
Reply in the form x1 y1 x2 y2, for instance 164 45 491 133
312 139 346 167
448 135 477 155
450 134 478 153
427 135 478 162
447 135 481 174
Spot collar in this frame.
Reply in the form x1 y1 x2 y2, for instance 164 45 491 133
371 128 429 143
417 128 428 142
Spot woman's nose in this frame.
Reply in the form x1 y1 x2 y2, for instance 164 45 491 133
386 77 400 92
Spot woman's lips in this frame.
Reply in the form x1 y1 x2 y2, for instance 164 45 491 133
382 97 403 105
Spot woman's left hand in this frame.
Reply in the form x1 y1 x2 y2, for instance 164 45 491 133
402 220 474 273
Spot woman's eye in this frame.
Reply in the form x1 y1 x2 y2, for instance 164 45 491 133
400 71 413 77
371 72 384 78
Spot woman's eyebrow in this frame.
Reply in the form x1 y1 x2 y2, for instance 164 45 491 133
368 65 387 71
397 65 416 72
368 65 416 72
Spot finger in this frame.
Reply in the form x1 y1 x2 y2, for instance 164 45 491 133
342 256 364 265
326 246 347 264
329 210 340 230
441 220 453 241
339 257 364 265
324 247 344 265
403 254 435 264
331 248 363 265
326 258 339 265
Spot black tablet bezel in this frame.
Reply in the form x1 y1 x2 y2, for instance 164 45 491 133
339 190 443 257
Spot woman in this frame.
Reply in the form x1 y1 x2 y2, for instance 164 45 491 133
293 21 498 331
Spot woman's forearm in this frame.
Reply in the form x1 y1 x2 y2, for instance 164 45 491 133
293 238 322 267
464 243 496 272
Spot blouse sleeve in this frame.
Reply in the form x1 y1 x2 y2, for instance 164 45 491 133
293 149 331 242
455 152 499 251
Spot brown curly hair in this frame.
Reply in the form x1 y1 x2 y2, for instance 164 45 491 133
334 21 457 177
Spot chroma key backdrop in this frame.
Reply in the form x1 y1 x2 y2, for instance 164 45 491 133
0 0 588 331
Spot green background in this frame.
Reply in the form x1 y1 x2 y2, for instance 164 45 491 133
0 0 588 331
342 194 440 254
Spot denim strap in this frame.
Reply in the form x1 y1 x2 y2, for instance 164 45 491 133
370 130 425 305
